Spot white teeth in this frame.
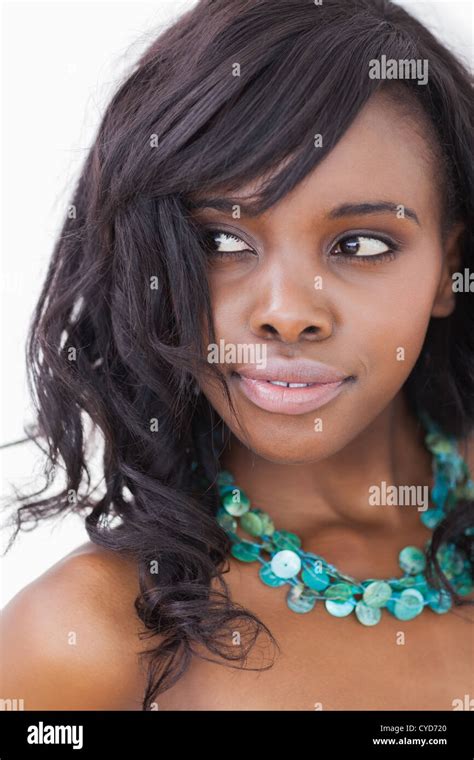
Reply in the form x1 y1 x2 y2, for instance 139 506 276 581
267 381 313 388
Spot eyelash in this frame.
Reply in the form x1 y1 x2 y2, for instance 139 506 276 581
203 229 401 264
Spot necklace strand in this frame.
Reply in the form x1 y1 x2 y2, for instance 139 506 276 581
200 410 474 625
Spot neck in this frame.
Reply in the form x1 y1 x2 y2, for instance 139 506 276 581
219 392 433 546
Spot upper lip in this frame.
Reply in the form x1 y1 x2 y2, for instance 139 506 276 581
234 358 350 384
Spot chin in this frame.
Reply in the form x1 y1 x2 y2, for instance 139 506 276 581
234 429 341 465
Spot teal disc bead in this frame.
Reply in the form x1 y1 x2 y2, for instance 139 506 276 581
222 489 250 516
287 586 317 613
301 564 330 591
427 588 452 614
219 483 237 498
355 601 382 626
399 546 426 575
272 530 302 551
240 510 264 537
323 582 353 602
325 599 355 617
438 545 465 576
362 581 393 608
442 566 460 581
420 508 444 529
393 588 425 620
271 549 301 579
231 541 260 562
259 563 287 587
395 574 428 595
431 474 450 508
453 573 473 596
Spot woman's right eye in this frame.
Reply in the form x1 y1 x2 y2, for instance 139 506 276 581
205 230 254 258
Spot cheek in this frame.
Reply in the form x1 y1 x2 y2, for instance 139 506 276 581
344 252 441 376
208 280 244 335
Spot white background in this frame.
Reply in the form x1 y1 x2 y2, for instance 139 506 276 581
1 0 472 607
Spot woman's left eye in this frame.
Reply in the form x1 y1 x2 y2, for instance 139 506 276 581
331 235 397 262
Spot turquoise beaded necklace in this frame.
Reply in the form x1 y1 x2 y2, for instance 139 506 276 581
207 411 474 625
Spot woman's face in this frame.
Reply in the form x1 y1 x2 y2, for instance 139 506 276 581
192 92 460 464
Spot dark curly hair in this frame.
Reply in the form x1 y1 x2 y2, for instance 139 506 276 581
3 0 473 710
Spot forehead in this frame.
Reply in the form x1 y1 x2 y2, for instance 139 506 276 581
194 91 440 229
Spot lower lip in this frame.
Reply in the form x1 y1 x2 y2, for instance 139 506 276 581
233 374 352 415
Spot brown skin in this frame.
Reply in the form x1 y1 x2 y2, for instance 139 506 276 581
1 92 473 710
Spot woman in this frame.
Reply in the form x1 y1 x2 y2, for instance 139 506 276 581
1 0 473 711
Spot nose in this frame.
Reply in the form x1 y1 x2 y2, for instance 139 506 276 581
248 274 334 344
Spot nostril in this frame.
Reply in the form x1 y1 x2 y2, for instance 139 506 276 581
261 324 278 335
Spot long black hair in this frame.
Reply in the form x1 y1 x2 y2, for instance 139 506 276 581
3 0 473 709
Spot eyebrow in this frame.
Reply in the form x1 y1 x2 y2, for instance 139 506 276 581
328 201 420 226
189 198 420 226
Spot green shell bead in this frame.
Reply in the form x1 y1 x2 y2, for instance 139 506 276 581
252 508 275 536
222 489 250 516
272 530 302 551
240 510 264 537
361 578 380 588
399 546 426 575
393 589 425 620
362 580 393 608
323 582 353 602
216 508 237 533
287 586 317 613
259 563 287 587
355 601 382 626
425 433 456 456
393 574 428 595
443 566 460 581
455 481 474 500
230 541 261 562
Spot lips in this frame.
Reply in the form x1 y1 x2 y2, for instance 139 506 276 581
235 358 349 384
232 358 354 415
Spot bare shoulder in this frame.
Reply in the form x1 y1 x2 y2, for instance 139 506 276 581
0 541 152 710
